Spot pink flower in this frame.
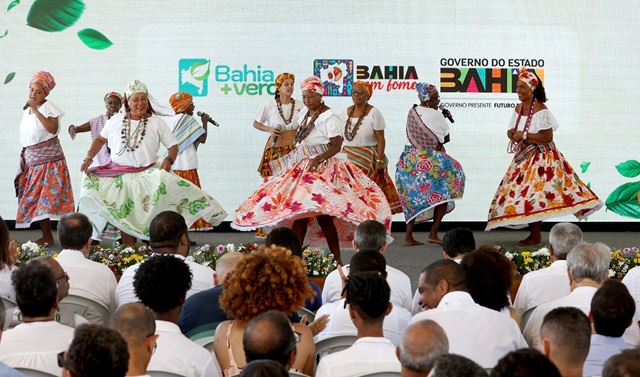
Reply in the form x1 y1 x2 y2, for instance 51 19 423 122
428 192 443 204
312 193 325 205
452 179 462 193
416 159 433 172
216 245 225 253
200 244 210 252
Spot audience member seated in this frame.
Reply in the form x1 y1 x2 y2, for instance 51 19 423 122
397 319 448 377
0 259 75 375
111 303 159 377
243 310 297 370
266 226 323 312
214 246 315 376
56 213 117 323
60 324 129 377
461 245 521 327
0 216 18 301
428 354 487 377
322 220 413 311
514 223 583 315
239 360 289 377
316 271 401 377
179 252 243 337
314 249 411 346
411 259 526 368
539 307 591 377
0 299 24 376
116 211 214 306
411 227 476 314
622 265 640 321
584 280 637 377
490 349 561 377
602 348 640 377
133 254 221 377
524 243 640 348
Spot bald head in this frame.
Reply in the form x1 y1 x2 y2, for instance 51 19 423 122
398 320 449 374
215 252 244 283
243 310 296 368
111 303 156 346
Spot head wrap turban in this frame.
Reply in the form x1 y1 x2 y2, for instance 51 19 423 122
169 92 193 113
353 80 373 99
275 73 295 89
104 92 122 102
301 76 325 95
416 82 438 103
518 68 539 91
30 71 56 96
125 80 149 98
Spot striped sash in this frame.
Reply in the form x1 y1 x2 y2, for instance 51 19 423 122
173 114 205 155
268 144 329 176
342 146 383 176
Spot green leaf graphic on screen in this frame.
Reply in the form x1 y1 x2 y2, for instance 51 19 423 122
0 30 7 39
615 160 640 178
27 0 85 32
580 161 590 174
4 72 15 84
6 0 20 13
605 181 640 219
77 28 113 50
190 60 210 81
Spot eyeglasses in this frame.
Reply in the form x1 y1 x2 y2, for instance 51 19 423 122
56 271 69 282
293 331 302 343
57 351 77 375
352 90 366 96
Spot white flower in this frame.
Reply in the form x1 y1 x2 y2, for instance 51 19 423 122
24 241 39 253
186 256 195 262
226 244 235 252
532 247 550 257
504 252 514 260
609 269 615 278
203 261 211 267
313 270 319 276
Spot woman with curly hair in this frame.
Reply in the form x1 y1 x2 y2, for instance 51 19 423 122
213 246 316 377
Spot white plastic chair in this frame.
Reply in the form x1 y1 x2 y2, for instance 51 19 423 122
59 294 111 325
14 368 58 377
147 371 184 377
520 306 537 332
314 334 358 373
297 307 316 323
1 296 17 310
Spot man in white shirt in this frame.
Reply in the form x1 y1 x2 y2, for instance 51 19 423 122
514 223 583 315
314 250 411 346
0 298 26 376
111 303 158 377
411 228 476 315
523 243 640 349
322 220 412 311
622 265 640 318
56 213 117 323
116 211 214 307
316 271 401 377
411 259 527 368
397 319 449 377
134 254 221 377
0 259 75 375
539 307 591 377
59 324 129 377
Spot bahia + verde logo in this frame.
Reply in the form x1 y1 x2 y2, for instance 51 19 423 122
178 59 211 96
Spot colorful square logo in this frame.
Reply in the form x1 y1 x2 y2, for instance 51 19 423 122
313 59 354 96
178 59 211 96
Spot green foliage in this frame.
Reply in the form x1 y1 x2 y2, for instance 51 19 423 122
4 72 15 84
77 28 113 50
606 182 640 219
27 0 85 32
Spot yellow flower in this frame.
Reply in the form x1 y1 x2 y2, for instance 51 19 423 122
53 253 58 258
521 251 531 257
524 257 534 264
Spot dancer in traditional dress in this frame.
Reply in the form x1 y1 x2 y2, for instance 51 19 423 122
487 69 603 246
77 80 227 246
395 83 465 246
254 72 302 178
68 92 122 166
15 71 75 246
165 91 213 232
233 76 392 263
339 80 401 215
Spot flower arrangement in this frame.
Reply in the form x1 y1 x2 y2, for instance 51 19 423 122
17 241 52 265
187 243 259 271
302 246 337 278
609 247 640 279
87 244 152 275
499 246 552 278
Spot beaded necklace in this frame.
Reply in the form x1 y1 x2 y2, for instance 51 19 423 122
276 98 296 125
295 104 326 143
344 104 370 141
120 115 148 153
507 99 537 154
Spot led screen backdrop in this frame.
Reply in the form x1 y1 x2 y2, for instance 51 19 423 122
1 1 638 223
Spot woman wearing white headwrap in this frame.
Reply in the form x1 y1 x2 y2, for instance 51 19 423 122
233 77 392 264
78 80 227 245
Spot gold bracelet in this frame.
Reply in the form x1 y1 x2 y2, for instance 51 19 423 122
376 159 384 163
84 157 93 163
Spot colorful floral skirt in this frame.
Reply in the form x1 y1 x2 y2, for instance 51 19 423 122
16 159 75 227
174 169 214 231
486 146 603 230
395 146 465 224
233 156 393 248
342 146 403 215
259 144 297 177
78 168 227 240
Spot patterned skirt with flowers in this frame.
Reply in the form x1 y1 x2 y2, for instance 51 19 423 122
78 168 227 240
174 169 214 231
233 156 393 248
395 146 465 224
16 160 75 227
486 143 603 230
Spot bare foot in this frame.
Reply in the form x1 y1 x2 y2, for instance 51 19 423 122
517 236 541 247
403 239 425 246
427 237 444 246
35 237 55 247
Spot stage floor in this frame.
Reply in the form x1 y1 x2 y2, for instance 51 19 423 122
10 227 639 291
